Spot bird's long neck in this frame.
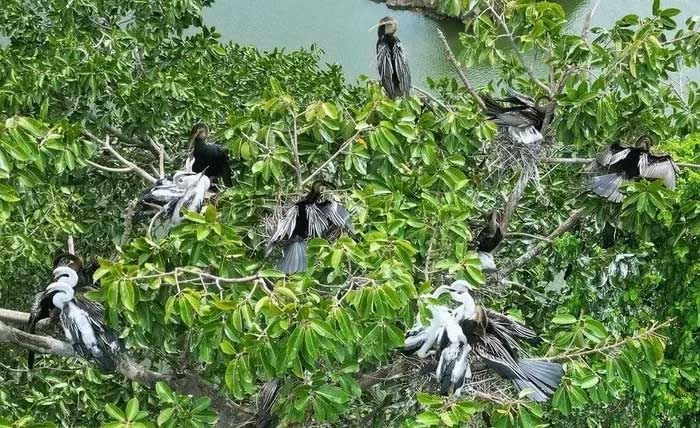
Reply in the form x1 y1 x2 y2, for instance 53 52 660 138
47 282 75 308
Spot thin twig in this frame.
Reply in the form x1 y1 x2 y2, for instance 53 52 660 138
290 113 303 192
436 29 486 111
485 0 552 98
581 0 602 40
302 130 366 186
499 207 586 279
83 131 157 183
412 86 454 112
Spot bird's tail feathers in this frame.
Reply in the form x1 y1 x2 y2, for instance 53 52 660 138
513 359 564 402
278 240 307 274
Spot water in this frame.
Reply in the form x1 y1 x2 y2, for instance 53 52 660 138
204 0 699 88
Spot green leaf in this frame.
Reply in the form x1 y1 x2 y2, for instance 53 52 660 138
552 314 578 325
125 398 139 421
104 403 126 422
157 408 175 426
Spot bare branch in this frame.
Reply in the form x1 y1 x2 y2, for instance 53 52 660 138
85 114 171 161
500 207 586 278
290 113 303 192
500 167 533 232
436 29 487 111
581 0 602 40
83 131 157 183
85 160 133 173
412 86 454 112
0 320 74 357
148 136 166 178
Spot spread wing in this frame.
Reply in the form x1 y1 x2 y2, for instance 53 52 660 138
473 334 526 381
596 146 631 167
393 41 411 97
486 310 541 349
268 205 299 245
306 203 330 238
318 200 354 234
638 153 678 190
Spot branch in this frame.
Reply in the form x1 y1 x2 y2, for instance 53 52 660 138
85 113 171 161
580 0 602 40
290 113 303 192
436 29 486 111
83 131 157 183
131 268 260 286
412 86 454 112
0 320 74 356
500 166 533 232
537 318 673 362
499 207 586 278
302 129 367 186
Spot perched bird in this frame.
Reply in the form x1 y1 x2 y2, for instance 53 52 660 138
589 135 678 203
482 89 546 145
266 181 354 274
26 253 121 371
255 379 282 428
187 123 233 187
405 281 564 401
474 211 503 272
404 283 475 395
140 170 211 225
373 17 411 99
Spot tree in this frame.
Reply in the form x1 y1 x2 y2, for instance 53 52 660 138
0 1 699 427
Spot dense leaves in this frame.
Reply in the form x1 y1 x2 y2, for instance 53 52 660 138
1 1 699 428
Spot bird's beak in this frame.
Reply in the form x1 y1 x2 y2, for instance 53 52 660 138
369 22 384 32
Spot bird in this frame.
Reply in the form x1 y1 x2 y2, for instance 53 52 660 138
404 283 475 395
187 122 233 187
405 281 564 401
254 379 281 428
140 170 211 225
26 253 121 371
589 135 679 203
373 17 411 99
266 181 354 274
482 88 546 146
474 210 503 272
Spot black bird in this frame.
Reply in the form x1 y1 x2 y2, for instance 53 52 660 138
405 281 564 401
255 379 281 428
589 135 678 203
474 211 503 272
373 17 411 99
187 123 233 187
266 181 354 274
27 253 121 371
482 89 546 145
140 170 211 225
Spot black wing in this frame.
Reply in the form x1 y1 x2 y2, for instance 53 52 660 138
266 205 299 254
392 40 411 98
485 310 541 348
377 41 397 98
26 290 55 369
